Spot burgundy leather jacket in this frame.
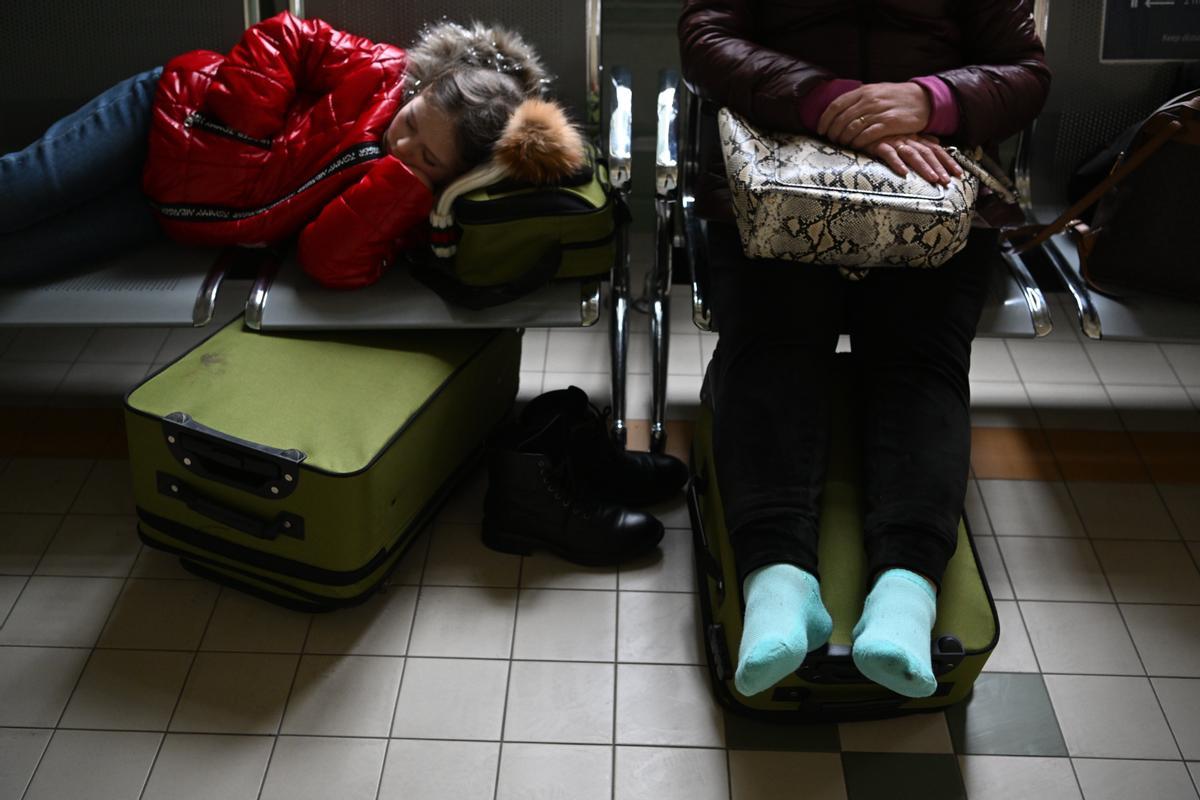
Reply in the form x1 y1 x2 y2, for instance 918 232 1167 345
679 0 1052 219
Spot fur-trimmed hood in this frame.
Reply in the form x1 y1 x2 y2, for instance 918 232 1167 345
404 20 549 100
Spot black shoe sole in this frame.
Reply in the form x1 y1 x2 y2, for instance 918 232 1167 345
480 520 664 567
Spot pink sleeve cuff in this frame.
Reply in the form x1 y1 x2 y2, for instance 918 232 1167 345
798 78 863 133
911 76 959 137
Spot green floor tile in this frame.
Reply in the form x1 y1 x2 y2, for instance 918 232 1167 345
723 709 841 752
842 753 966 800
946 673 1068 757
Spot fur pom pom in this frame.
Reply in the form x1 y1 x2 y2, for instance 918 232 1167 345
492 99 586 184
405 20 548 99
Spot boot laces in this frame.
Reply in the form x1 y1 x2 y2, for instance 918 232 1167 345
538 457 602 519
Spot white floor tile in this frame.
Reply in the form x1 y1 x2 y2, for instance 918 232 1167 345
1161 344 1200 385
387 530 431 587
970 381 1037 428
617 591 703 665
279 655 403 737
141 733 273 800
503 660 614 744
422 522 521 588
1044 674 1179 759
1025 382 1123 431
984 600 1039 673
512 589 616 662
1092 541 1200 604
541 372 612 408
1107 384 1200 432
518 329 549 372
1069 482 1179 540
0 646 90 727
0 729 51 800
170 652 298 734
391 657 509 740
0 575 123 646
1160 485 1200 541
728 751 846 800
838 713 954 753
200 590 311 653
997 538 1112 602
260 736 387 800
1073 757 1198 800
1152 678 1200 761
615 664 724 747
378 739 499 800
517 371 544 402
1084 341 1180 386
60 649 192 731
615 746 729 800
619 529 697 593
496 742 612 800
0 361 70 405
24 729 160 800
546 330 611 374
978 480 1086 538
98 579 219 650
0 575 24 623
0 458 93 514
965 480 993 536
1122 604 1200 677
304 585 418 656
78 327 169 364
0 513 61 574
973 537 1014 600
2 328 94 363
520 553 619 590
971 340 1020 382
1019 601 1143 675
35 514 140 576
51 362 151 407
1007 341 1100 384
957 755 1080 800
129 546 200 580
406 586 517 659
69 460 136 515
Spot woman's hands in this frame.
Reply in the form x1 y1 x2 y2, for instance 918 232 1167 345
817 82 931 148
862 134 963 186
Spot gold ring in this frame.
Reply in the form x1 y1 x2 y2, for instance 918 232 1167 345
857 115 867 126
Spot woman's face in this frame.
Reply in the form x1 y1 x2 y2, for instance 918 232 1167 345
385 93 463 189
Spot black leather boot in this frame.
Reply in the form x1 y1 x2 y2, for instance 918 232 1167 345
519 386 688 507
482 416 664 565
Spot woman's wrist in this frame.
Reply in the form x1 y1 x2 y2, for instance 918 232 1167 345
910 76 959 137
798 78 862 133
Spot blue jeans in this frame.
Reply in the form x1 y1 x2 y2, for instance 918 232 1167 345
0 68 164 285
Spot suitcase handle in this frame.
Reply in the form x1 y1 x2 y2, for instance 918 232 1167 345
686 476 725 592
163 412 306 499
157 472 304 540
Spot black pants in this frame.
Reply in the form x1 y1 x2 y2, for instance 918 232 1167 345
706 222 995 589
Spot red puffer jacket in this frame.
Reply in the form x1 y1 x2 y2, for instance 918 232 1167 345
142 11 433 288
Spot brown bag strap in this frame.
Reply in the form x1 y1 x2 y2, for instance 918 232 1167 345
1004 89 1200 255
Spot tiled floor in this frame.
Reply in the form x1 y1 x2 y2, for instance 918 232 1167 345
1 293 1200 799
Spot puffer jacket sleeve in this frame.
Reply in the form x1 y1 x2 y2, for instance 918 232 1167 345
678 0 835 133
204 10 389 140
298 156 434 289
932 0 1051 146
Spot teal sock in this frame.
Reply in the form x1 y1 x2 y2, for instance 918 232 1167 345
851 568 939 698
735 564 833 697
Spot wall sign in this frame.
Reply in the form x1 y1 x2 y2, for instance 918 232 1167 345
1101 0 1200 62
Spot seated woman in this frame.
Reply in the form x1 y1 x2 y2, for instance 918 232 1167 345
678 0 1050 698
0 13 549 288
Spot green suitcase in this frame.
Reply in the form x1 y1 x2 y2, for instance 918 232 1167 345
689 356 999 720
125 319 521 611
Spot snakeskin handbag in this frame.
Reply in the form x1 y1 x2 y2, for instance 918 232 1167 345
718 108 1010 269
